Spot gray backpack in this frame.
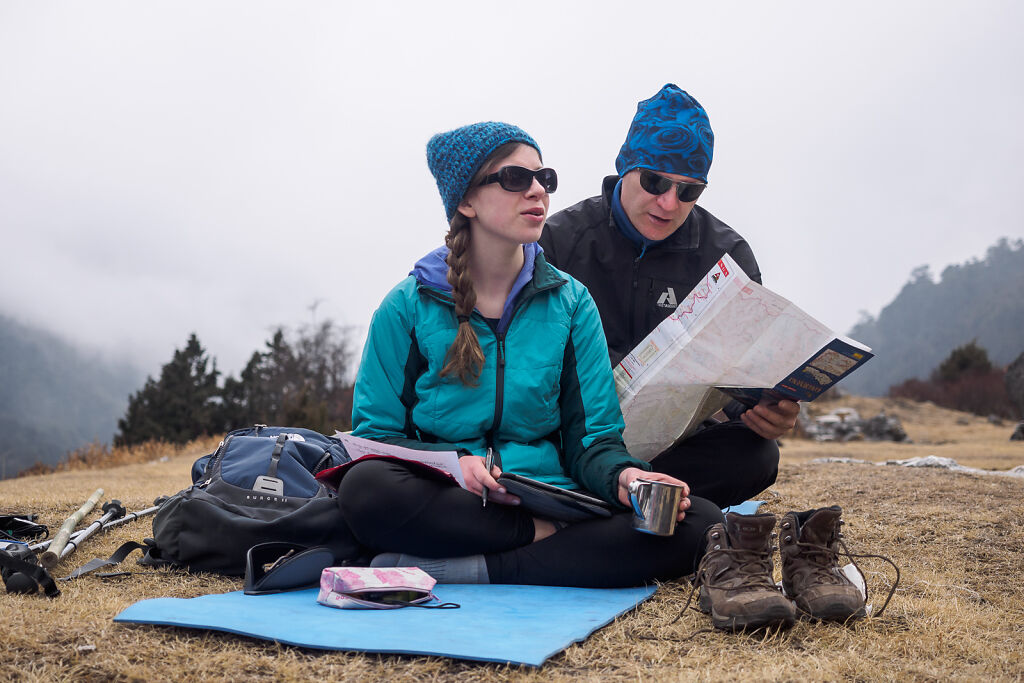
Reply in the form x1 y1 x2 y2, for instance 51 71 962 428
145 426 365 575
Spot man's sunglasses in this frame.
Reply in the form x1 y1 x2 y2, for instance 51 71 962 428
637 169 706 203
478 166 558 194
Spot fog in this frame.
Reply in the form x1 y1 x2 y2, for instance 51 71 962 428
1 1 1021 377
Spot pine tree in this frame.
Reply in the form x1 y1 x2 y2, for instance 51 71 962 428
218 322 355 433
114 377 164 446
115 334 220 445
117 320 357 445
932 340 993 383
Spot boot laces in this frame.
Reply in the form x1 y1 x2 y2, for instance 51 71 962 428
788 523 901 617
642 547 782 642
789 525 901 618
792 539 847 585
698 545 778 592
641 547 788 641
834 535 902 618
641 524 902 639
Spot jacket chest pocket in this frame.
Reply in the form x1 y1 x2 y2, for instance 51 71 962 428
413 323 497 435
500 320 567 437
416 324 458 372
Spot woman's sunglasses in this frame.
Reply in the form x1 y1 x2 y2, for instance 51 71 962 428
478 166 558 194
637 169 706 203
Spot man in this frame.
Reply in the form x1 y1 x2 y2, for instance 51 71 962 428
542 87 867 632
539 84 799 510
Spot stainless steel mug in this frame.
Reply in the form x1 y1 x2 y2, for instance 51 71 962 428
628 479 683 536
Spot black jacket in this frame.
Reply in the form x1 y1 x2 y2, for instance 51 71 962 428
540 176 762 367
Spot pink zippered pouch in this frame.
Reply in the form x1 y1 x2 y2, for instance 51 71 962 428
317 566 438 609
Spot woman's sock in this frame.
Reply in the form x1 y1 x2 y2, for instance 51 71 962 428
370 552 490 584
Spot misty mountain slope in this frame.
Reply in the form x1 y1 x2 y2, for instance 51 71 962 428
0 313 142 477
843 238 1024 396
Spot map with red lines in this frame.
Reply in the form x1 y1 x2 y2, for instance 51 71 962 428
614 254 873 461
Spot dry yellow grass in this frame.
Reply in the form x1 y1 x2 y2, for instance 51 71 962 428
790 395 1023 471
2 398 1023 682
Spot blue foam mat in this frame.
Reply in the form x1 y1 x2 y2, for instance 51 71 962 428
115 583 657 667
724 500 763 515
114 501 762 666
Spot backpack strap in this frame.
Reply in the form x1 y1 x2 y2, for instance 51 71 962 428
252 434 288 495
1 547 61 597
267 434 287 479
136 538 178 570
60 540 152 580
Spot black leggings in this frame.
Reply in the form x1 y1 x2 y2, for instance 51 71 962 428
337 459 724 588
650 420 779 509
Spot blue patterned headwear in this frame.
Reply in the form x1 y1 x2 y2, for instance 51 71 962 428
614 84 713 183
427 122 540 221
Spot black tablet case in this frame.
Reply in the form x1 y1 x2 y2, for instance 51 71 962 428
497 473 613 523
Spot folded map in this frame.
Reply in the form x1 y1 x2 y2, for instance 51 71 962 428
614 253 873 461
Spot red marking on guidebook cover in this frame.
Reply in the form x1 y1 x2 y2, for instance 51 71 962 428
718 259 729 276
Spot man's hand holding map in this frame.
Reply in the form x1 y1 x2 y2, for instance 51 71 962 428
614 254 873 461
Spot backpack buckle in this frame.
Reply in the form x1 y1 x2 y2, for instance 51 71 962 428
252 476 285 496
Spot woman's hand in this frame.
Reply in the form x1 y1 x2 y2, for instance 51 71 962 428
459 455 520 506
617 467 691 522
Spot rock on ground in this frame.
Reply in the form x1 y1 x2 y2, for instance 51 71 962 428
1012 421 1024 441
1006 351 1024 417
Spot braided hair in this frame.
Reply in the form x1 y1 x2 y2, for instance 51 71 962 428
439 142 521 385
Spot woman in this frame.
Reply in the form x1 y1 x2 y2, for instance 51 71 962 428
338 122 723 587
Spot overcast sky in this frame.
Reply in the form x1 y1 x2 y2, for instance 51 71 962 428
2 1 1021 379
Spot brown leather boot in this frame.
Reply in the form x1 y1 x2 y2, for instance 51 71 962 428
779 506 866 622
695 512 796 631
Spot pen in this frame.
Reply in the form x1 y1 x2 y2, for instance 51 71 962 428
482 447 494 507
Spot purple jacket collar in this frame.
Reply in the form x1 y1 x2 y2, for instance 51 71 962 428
411 242 541 335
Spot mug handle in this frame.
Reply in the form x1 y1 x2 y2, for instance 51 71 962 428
628 479 649 521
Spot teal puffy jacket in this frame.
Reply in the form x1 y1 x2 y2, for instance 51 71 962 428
351 245 650 504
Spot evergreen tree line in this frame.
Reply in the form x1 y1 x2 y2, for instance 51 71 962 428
844 237 1024 396
115 321 356 446
888 340 1020 419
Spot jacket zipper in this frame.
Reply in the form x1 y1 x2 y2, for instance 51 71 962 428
486 280 560 443
420 277 563 448
630 255 642 346
488 335 506 446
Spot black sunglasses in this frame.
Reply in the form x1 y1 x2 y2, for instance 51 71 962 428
478 166 558 194
637 169 706 203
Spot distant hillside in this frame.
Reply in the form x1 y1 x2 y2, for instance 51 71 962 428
0 314 142 478
844 238 1024 396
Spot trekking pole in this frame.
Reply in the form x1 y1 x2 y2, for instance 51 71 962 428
29 496 169 554
88 495 167 535
40 488 103 568
5 497 169 594
52 499 126 564
59 496 171 581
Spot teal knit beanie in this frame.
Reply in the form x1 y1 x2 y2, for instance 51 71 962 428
427 122 540 221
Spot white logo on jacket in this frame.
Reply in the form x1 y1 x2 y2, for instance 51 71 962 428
656 287 678 309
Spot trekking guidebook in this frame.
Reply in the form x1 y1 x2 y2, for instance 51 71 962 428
613 253 873 461
326 433 468 488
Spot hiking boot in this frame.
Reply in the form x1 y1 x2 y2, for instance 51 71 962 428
695 512 796 632
779 506 866 622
